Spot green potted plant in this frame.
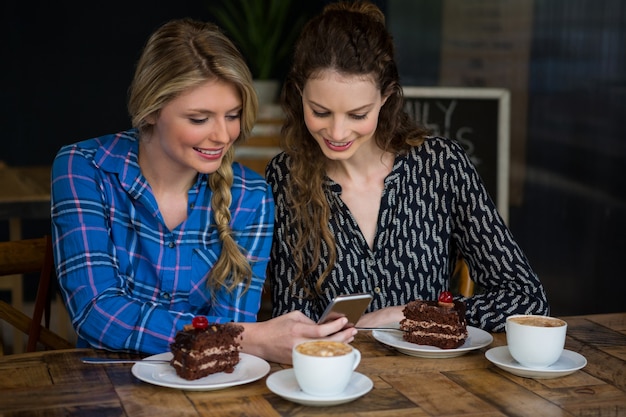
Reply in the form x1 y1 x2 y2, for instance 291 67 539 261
208 0 311 103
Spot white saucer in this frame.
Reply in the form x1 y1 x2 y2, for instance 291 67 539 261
485 346 587 379
373 326 493 358
131 352 270 391
266 369 373 406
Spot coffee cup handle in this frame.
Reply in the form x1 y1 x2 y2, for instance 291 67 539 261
352 348 361 370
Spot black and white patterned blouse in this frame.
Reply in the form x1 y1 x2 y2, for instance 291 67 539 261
266 136 549 332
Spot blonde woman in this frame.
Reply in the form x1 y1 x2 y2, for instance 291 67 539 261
52 18 353 364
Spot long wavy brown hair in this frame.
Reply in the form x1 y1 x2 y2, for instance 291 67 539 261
280 1 429 295
128 18 258 292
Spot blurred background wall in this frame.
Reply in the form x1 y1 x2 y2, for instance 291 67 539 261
1 0 624 316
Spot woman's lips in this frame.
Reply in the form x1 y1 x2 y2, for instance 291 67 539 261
324 139 353 151
194 147 223 160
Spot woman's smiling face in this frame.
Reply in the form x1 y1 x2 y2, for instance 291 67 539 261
301 70 387 162
148 79 242 174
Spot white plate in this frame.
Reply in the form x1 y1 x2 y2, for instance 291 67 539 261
485 346 587 379
372 325 493 358
266 369 373 407
131 352 270 391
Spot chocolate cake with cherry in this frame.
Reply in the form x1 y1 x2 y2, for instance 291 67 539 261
400 291 468 349
170 317 244 380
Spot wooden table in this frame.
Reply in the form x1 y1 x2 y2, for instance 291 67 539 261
1 314 624 416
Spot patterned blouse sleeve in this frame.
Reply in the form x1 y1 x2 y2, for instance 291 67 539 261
446 139 549 331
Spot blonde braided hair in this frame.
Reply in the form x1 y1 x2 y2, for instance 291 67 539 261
208 147 253 291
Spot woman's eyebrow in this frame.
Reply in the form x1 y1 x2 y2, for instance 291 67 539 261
307 99 373 113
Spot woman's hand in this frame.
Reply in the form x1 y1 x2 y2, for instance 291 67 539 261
239 311 357 364
355 305 405 328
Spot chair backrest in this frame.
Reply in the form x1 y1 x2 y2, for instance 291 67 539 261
0 236 73 353
0 236 49 276
452 255 475 298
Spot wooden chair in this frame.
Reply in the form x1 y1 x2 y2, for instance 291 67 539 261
452 255 475 298
0 235 74 354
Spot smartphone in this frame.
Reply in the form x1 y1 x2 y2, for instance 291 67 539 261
317 293 373 328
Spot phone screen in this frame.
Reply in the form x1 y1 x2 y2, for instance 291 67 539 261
317 293 373 328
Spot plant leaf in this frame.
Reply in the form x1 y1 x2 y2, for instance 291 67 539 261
207 0 309 79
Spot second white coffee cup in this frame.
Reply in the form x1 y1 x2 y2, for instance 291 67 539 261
506 314 567 369
292 340 361 397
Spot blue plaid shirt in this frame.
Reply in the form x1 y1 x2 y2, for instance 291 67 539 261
51 129 274 354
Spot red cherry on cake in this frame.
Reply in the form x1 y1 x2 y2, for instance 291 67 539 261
438 291 453 304
192 316 209 329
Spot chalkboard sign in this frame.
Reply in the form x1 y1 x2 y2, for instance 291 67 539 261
402 87 510 223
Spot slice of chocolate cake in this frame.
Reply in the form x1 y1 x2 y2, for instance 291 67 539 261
170 317 244 380
400 292 468 349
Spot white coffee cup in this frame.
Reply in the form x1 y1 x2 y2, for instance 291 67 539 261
505 314 567 369
292 341 361 397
